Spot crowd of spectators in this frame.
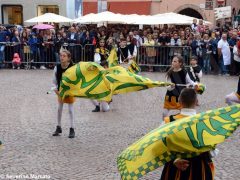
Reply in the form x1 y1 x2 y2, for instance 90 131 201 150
0 19 240 75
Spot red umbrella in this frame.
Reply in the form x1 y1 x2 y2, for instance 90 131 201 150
33 24 54 30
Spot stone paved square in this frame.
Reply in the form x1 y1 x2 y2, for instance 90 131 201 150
0 70 239 180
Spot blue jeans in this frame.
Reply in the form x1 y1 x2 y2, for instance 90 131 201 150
0 45 5 68
219 56 228 74
203 54 210 74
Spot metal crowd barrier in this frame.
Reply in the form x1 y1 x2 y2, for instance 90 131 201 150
137 45 192 68
0 42 191 69
83 44 95 62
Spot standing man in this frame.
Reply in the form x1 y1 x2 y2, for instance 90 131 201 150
0 26 9 68
228 32 238 75
210 31 221 74
67 27 78 62
218 33 231 75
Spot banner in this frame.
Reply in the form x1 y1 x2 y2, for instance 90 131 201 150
214 6 232 20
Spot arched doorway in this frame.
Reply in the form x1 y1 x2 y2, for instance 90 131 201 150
178 8 203 19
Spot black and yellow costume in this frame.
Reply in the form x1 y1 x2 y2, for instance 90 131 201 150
164 69 187 110
161 114 215 180
187 65 202 82
95 47 109 66
117 46 129 63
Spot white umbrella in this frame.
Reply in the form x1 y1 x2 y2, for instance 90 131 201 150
73 13 96 24
25 13 73 23
153 12 212 25
130 15 161 25
122 14 149 24
74 11 130 24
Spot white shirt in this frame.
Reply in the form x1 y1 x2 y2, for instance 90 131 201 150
218 39 231 65
233 45 240 62
180 108 197 116
133 35 142 47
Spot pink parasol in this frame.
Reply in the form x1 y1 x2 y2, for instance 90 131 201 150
33 24 54 30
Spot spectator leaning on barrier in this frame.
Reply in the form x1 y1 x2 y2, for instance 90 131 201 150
210 31 221 74
133 29 143 48
191 33 203 68
11 30 22 60
67 27 78 62
170 33 182 60
0 26 10 68
28 32 39 69
218 33 231 75
21 31 29 64
54 32 64 63
202 33 212 74
143 34 157 72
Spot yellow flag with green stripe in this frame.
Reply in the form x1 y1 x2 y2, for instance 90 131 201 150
117 104 240 179
59 62 171 101
108 48 141 74
108 48 118 68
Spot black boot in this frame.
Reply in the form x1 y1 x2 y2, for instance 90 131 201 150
68 128 75 138
92 105 100 112
52 126 62 136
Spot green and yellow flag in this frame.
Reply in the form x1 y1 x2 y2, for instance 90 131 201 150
107 48 119 68
127 60 141 74
59 62 171 101
117 104 240 180
108 48 141 74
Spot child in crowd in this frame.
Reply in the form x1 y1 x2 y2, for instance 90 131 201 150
52 49 76 138
161 88 215 180
188 56 202 83
12 53 21 69
163 56 196 118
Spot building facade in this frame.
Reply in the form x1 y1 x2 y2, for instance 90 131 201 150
0 0 67 25
0 0 239 25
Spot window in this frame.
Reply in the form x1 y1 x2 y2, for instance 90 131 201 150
1 5 23 24
98 0 107 13
205 0 213 10
37 5 59 15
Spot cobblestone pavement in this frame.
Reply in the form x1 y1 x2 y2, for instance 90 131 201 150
0 69 239 180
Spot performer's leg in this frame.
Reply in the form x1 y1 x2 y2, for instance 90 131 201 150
225 92 240 105
91 100 100 112
53 102 63 136
68 103 75 138
57 102 63 127
162 108 169 119
68 103 75 128
101 101 110 112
